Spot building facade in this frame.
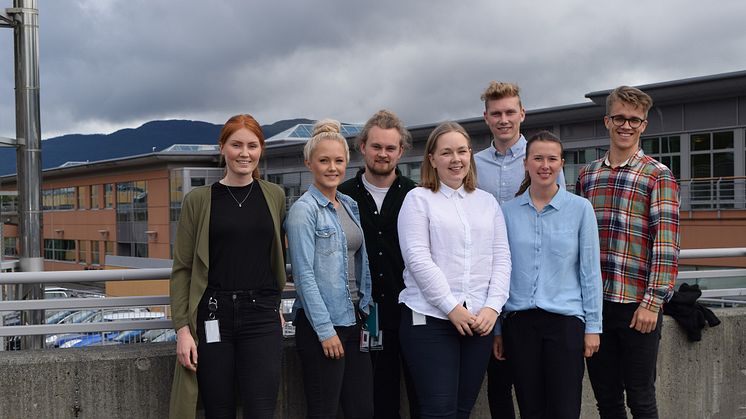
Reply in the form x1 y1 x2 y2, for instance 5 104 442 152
1 71 746 273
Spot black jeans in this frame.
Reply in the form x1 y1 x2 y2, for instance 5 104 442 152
586 301 662 419
295 309 374 419
503 309 585 419
369 326 420 419
399 305 492 419
195 289 282 419
487 322 516 419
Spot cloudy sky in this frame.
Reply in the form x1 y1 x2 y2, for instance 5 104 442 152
1 0 745 139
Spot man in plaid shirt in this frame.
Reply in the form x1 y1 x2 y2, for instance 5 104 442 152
576 86 680 418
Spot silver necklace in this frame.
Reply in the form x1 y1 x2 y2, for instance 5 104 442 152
224 181 254 208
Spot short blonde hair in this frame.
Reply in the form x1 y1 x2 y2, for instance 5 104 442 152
420 122 477 193
606 86 653 118
303 119 350 162
481 81 522 110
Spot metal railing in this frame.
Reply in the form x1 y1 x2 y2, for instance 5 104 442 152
679 176 746 213
0 250 743 349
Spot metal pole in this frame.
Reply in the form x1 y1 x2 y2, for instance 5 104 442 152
9 0 43 349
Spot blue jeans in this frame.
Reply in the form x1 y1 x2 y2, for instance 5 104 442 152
399 305 492 419
196 289 282 419
586 301 662 419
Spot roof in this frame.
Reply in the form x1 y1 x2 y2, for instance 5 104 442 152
265 123 363 148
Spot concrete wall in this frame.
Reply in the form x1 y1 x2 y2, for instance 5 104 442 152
0 308 744 418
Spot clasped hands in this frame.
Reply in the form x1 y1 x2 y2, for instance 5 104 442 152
447 304 497 337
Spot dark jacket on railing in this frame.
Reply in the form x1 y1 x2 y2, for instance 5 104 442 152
168 180 287 419
663 283 721 342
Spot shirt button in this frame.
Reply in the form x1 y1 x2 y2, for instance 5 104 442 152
378 252 383 256
379 273 383 277
378 231 382 235
373 211 378 215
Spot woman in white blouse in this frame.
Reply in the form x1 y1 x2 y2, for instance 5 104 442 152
397 121 511 418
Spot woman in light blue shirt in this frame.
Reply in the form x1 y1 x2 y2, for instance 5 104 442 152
495 130 602 418
398 122 511 418
285 119 374 418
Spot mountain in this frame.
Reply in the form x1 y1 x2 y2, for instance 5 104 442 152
0 118 313 176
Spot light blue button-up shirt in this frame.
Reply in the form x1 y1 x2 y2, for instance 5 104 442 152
285 184 372 341
495 187 602 334
475 135 566 204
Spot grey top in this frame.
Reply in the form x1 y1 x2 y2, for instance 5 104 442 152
338 204 363 304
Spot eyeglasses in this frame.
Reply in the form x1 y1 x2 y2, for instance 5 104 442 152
608 115 646 129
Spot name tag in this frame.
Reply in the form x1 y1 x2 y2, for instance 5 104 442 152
204 319 221 343
412 310 427 326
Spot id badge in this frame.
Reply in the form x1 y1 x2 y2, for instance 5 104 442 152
204 319 221 343
411 310 426 326
359 329 370 352
369 330 383 351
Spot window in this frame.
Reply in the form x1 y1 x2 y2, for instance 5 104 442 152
104 184 114 208
42 187 75 211
44 239 76 262
91 241 100 265
105 241 115 258
77 186 86 210
689 131 735 208
78 240 87 265
3 237 18 258
90 185 100 209
116 181 148 222
642 135 681 180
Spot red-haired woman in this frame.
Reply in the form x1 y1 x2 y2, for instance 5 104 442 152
169 114 287 419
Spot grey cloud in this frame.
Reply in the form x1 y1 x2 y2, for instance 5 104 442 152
0 0 745 138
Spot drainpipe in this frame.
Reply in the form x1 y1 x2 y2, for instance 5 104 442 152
7 0 43 349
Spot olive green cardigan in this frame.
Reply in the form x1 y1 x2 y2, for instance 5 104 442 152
168 179 287 419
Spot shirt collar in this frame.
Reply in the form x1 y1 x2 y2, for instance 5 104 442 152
307 184 335 207
492 135 526 158
603 148 645 168
517 186 566 211
438 182 467 199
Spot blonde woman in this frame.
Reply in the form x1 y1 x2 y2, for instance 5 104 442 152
285 119 374 418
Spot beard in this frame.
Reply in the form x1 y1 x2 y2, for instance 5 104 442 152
365 160 395 176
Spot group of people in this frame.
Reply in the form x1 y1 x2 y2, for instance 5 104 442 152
168 82 680 419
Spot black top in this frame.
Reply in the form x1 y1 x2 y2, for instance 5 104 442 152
338 167 416 329
208 181 277 294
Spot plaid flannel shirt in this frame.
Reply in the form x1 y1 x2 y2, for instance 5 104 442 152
576 149 680 312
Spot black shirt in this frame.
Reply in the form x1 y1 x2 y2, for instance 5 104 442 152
208 181 277 294
338 168 416 329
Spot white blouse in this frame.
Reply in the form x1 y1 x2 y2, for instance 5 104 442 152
397 183 511 320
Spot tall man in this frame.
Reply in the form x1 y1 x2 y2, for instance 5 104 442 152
338 109 417 419
577 86 680 418
474 81 565 418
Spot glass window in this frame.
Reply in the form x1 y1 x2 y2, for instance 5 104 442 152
77 186 86 210
3 237 18 257
642 135 681 180
690 133 711 151
104 184 114 208
91 241 100 265
713 131 734 150
44 239 76 262
78 240 87 264
105 241 115 256
90 185 99 209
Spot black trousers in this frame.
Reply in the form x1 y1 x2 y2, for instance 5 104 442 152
295 309 374 419
399 305 492 419
369 326 420 419
586 301 662 419
503 309 585 419
195 290 282 419
487 353 515 419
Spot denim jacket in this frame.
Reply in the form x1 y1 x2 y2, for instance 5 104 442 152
285 184 372 341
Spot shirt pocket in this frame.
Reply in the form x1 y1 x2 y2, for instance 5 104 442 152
549 228 577 258
315 228 339 256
